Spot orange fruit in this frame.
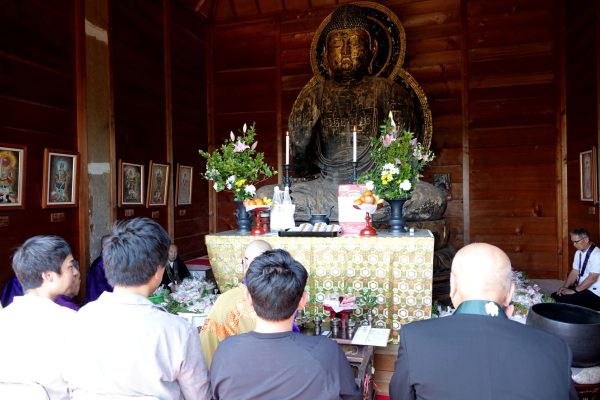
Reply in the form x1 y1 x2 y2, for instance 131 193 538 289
363 194 375 204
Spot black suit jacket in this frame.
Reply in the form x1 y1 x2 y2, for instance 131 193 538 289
390 313 578 400
161 256 191 287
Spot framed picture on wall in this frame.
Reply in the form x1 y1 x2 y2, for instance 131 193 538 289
580 148 597 202
175 164 193 206
0 143 26 209
147 161 169 207
119 160 145 206
42 149 78 208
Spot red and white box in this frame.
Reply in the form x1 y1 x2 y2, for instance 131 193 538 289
338 184 367 235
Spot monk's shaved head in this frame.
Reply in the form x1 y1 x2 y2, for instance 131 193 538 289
243 240 273 273
450 243 514 308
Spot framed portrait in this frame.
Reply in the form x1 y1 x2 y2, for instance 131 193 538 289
175 164 193 206
580 148 597 202
0 144 26 209
147 161 170 207
42 149 78 208
119 160 145 206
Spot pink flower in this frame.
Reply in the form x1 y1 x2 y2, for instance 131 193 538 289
394 158 403 166
410 138 418 147
382 134 394 147
233 140 250 152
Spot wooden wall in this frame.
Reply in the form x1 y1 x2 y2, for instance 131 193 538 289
208 0 599 279
110 0 210 260
0 0 80 289
565 0 600 267
170 1 210 258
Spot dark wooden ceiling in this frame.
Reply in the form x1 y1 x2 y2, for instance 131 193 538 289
179 0 349 22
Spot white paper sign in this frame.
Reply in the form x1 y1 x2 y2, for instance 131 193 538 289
351 326 391 347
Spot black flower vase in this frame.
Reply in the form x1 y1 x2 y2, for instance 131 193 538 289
387 199 407 235
234 200 251 233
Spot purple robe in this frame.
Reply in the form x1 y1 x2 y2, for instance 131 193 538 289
55 294 80 311
1 276 23 307
85 255 113 303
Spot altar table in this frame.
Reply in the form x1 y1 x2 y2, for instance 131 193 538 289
205 230 434 342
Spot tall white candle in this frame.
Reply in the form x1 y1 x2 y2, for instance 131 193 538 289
285 131 290 165
352 127 357 162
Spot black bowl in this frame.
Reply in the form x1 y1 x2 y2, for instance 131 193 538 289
526 302 600 367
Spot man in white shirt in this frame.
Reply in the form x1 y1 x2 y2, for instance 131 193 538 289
0 235 79 400
67 217 211 400
553 227 600 310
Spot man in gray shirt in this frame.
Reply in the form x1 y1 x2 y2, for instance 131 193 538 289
210 249 360 400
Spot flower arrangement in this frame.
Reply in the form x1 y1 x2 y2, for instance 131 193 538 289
153 277 218 314
199 123 276 201
358 112 434 200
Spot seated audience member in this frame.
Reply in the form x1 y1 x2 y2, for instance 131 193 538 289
67 217 210 400
389 243 578 400
160 243 191 291
85 234 113 303
200 239 272 367
210 249 360 400
1 272 81 311
552 228 600 311
0 236 78 400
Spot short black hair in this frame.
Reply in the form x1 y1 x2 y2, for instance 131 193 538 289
571 228 590 239
12 236 72 291
245 249 307 321
103 217 170 287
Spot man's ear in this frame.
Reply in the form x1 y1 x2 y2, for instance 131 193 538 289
449 271 459 308
503 281 516 308
243 285 253 306
42 271 54 283
297 291 309 309
154 265 165 282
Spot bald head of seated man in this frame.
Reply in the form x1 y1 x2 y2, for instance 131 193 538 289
199 240 272 367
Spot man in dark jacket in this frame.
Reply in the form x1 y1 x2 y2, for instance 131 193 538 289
390 242 578 400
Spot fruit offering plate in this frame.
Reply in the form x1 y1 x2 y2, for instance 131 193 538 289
353 204 379 214
245 205 271 212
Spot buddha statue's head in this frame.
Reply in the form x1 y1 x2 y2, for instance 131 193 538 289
323 4 375 83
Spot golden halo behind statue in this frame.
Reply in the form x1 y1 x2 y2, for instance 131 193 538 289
310 1 406 80
309 1 432 151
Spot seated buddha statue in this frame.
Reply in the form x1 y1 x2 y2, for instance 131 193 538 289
259 4 442 222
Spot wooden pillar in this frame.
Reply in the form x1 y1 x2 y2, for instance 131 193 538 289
81 0 115 265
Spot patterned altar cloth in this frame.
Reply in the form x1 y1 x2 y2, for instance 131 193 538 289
205 230 434 342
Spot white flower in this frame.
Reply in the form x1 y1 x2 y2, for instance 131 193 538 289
243 123 247 133
485 302 499 317
225 175 236 190
366 180 375 191
230 131 235 141
399 179 412 191
213 182 222 191
382 163 399 175
244 184 256 196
